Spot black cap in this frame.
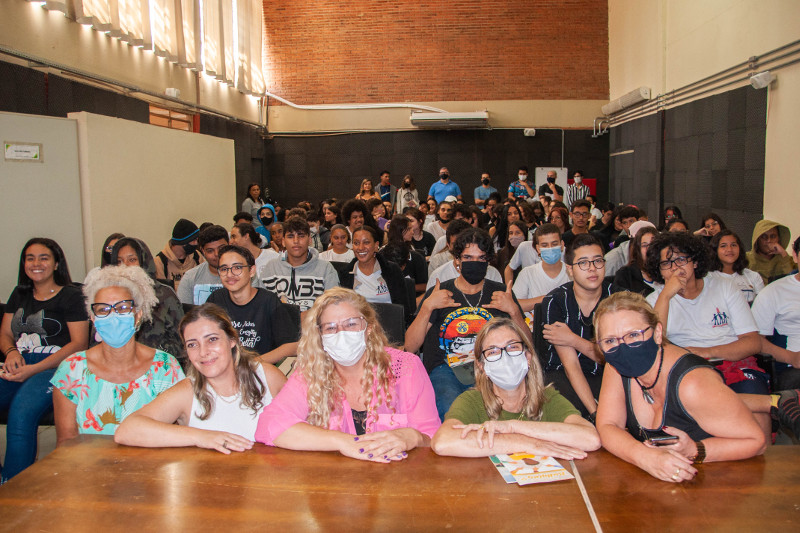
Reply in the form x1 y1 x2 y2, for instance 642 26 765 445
171 218 199 244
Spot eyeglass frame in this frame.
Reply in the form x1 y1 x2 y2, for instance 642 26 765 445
91 299 136 317
570 258 606 271
481 341 526 363
658 255 691 271
597 326 653 353
219 264 249 276
318 316 367 336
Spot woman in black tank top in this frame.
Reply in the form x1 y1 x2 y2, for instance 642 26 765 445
593 292 767 483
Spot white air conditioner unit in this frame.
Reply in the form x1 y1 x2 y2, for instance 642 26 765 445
410 111 489 129
601 87 651 116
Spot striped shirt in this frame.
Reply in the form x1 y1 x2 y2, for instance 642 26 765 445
565 184 590 209
541 280 614 374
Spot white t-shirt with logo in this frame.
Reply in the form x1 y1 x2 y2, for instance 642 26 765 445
751 274 800 352
708 269 764 304
646 274 757 348
354 265 392 304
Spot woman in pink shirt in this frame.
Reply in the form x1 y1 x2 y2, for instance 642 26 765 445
255 288 440 462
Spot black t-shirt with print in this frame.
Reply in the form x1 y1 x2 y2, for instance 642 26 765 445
412 231 437 258
7 285 88 350
207 288 295 355
418 278 523 374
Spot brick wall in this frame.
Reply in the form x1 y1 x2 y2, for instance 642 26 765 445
262 0 609 104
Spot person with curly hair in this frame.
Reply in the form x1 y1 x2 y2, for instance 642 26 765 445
51 265 185 444
115 303 285 452
645 232 767 394
255 288 439 462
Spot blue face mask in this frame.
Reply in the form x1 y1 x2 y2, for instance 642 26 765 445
94 313 137 348
540 246 562 265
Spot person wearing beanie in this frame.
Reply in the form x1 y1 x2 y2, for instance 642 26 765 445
153 218 203 291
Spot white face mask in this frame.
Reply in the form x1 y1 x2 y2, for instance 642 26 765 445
322 330 367 366
574 176 583 184
518 174 527 181
508 235 525 248
483 352 529 390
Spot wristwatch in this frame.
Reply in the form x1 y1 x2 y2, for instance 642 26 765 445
692 440 706 464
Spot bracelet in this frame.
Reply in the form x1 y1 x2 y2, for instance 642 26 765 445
588 411 597 425
3 346 19 356
692 440 706 464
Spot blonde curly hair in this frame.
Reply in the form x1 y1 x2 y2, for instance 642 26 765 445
82 265 157 323
297 288 395 430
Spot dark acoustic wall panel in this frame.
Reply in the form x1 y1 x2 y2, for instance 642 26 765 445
264 129 609 209
609 86 766 243
0 61 48 115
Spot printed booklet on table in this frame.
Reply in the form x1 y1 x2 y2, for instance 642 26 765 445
490 453 574 485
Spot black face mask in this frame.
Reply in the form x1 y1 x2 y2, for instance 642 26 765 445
440 173 449 180
460 260 488 285
261 215 274 225
481 178 490 185
183 243 197 255
547 177 556 184
602 335 660 378
403 181 411 188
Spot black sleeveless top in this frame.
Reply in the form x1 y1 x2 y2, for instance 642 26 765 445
623 353 714 442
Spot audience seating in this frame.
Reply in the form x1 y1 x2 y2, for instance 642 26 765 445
371 302 406 346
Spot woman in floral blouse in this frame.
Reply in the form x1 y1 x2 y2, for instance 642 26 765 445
51 265 184 442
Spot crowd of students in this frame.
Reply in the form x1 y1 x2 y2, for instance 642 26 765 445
1 169 800 486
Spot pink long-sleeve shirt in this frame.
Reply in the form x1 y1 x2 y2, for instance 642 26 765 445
255 348 441 445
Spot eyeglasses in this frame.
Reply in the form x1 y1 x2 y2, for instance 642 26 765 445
571 258 606 271
319 316 367 335
219 265 247 276
658 255 691 270
91 299 135 317
104 245 114 253
481 341 525 362
571 211 590 219
598 326 652 353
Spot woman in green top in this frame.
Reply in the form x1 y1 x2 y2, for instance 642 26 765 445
431 317 600 458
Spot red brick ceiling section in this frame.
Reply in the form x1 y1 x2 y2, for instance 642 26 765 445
262 0 609 104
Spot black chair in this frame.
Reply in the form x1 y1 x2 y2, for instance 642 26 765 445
532 302 552 369
279 303 302 342
403 277 416 318
371 302 406 346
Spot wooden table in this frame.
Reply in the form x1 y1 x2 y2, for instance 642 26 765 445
1 436 799 532
0 436 595 531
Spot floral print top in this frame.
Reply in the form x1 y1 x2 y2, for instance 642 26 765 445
51 350 185 435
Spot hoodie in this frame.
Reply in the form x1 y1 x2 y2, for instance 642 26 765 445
153 241 203 291
258 247 340 311
256 204 275 244
745 219 796 285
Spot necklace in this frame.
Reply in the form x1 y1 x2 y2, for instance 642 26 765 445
454 278 484 311
634 346 664 405
34 286 57 301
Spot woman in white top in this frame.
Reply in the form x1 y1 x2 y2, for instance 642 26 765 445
708 230 764 304
395 175 420 213
115 303 286 452
320 224 355 263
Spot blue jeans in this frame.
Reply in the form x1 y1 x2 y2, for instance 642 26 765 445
429 364 470 422
0 352 56 483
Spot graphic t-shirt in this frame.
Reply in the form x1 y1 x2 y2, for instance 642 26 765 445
646 275 757 349
206 288 297 354
7 285 88 352
353 265 392 304
418 279 522 374
51 350 184 435
177 262 224 305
